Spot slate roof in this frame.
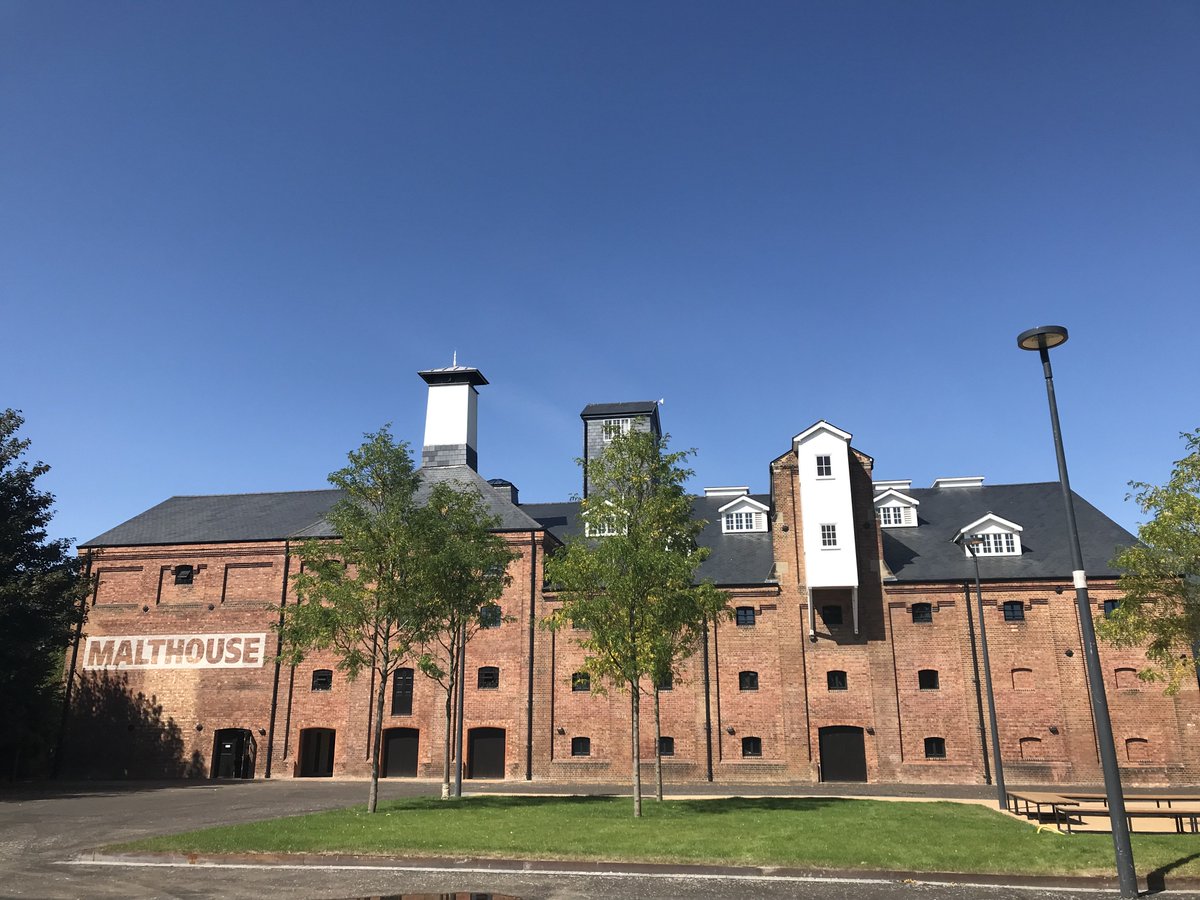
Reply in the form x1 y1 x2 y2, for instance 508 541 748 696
880 482 1136 583
81 466 541 547
580 401 659 418
521 493 776 587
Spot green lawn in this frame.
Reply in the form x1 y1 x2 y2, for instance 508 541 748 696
110 795 1200 878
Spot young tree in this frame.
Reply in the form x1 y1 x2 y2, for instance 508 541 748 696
544 429 715 817
413 482 516 799
0 410 89 779
1098 428 1200 692
281 427 431 813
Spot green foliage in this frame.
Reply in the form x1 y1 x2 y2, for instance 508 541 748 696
544 428 724 814
0 409 88 778
1098 429 1200 692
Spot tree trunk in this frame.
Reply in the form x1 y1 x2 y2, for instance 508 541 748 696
368 666 387 813
441 650 454 800
630 681 642 818
653 687 663 802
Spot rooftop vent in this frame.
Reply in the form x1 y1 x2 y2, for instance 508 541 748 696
487 478 518 505
931 476 984 489
704 486 750 498
873 479 912 493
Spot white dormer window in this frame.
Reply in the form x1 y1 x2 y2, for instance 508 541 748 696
602 418 631 442
815 455 832 478
873 488 919 528
957 513 1023 558
586 520 620 537
584 500 625 537
718 494 769 534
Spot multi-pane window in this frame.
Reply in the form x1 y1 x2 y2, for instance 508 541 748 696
173 564 194 585
911 603 933 624
311 669 333 692
879 506 903 526
827 670 848 691
918 669 940 690
820 605 843 626
601 418 631 442
571 736 591 757
924 737 947 759
973 532 1017 555
741 736 762 758
724 512 758 532
1103 599 1121 618
477 666 500 690
571 671 590 692
1002 601 1025 622
391 667 414 715
815 455 832 478
658 736 675 757
738 670 759 691
657 671 673 691
479 604 502 628
820 524 838 547
585 519 620 537
735 606 756 627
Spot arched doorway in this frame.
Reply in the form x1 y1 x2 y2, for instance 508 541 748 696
383 727 419 777
211 728 256 779
818 725 867 782
467 727 505 779
298 727 336 777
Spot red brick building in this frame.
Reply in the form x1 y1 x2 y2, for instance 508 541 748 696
62 366 1200 786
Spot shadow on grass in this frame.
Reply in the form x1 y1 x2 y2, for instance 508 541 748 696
675 796 853 814
375 795 856 816
1147 851 1200 895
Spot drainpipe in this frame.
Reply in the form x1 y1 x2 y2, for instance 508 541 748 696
53 551 92 779
264 541 290 778
526 532 536 781
702 615 714 782
962 581 991 785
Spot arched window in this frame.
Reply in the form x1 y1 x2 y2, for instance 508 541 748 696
571 736 591 757
827 670 847 691
571 671 590 692
911 603 932 624
1125 737 1150 763
918 669 939 690
735 606 756 627
738 670 759 691
311 669 333 692
741 736 762 758
477 666 499 690
1019 737 1044 760
1115 667 1139 689
658 736 675 757
173 564 194 585
1011 667 1034 690
924 737 946 759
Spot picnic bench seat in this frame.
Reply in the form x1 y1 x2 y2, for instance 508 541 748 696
1006 791 1078 818
1062 791 1200 809
1056 805 1200 835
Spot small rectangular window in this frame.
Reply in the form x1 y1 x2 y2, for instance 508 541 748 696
311 669 333 692
1002 601 1025 622
827 670 847 691
656 671 673 691
820 524 838 548
738 670 759 691
924 737 946 759
741 736 762 758
479 604 502 628
724 511 759 532
735 606 756 627
815 455 832 478
911 603 933 624
820 605 843 626
601 418 631 442
391 667 413 715
173 564 194 585
1103 599 1120 618
477 666 500 690
659 736 675 757
571 736 591 757
879 506 901 526
918 669 939 690
571 671 590 692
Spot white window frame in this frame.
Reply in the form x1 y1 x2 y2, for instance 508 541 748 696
601 418 631 442
820 523 838 548
970 531 1019 556
585 519 620 538
723 511 758 532
815 454 833 478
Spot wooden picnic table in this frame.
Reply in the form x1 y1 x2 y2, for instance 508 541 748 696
1056 804 1200 835
1006 790 1079 819
1061 791 1200 809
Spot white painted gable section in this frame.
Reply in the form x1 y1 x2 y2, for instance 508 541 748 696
873 488 919 528
957 513 1023 557
793 420 859 590
718 495 769 533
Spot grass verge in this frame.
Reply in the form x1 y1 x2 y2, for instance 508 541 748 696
108 795 1200 878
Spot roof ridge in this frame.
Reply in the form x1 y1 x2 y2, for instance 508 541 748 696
167 488 342 499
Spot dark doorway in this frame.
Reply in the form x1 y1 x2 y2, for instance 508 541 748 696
467 727 506 779
211 728 256 779
298 727 336 777
818 725 867 782
383 727 419 777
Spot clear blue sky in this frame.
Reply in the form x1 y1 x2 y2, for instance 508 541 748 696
3 1 1197 547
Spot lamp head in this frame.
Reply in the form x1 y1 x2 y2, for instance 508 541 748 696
1017 325 1069 352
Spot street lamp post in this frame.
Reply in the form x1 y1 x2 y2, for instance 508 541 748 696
961 535 1006 811
1017 325 1137 898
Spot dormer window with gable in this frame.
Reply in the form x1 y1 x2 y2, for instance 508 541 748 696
601 418 631 442
873 488 919 528
583 500 625 537
957 513 1023 558
717 493 769 534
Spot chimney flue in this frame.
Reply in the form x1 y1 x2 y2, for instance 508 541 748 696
418 364 488 470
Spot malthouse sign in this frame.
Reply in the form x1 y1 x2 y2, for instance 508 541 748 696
83 633 268 670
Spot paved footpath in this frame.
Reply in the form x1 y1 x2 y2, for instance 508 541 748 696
2 779 1198 899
